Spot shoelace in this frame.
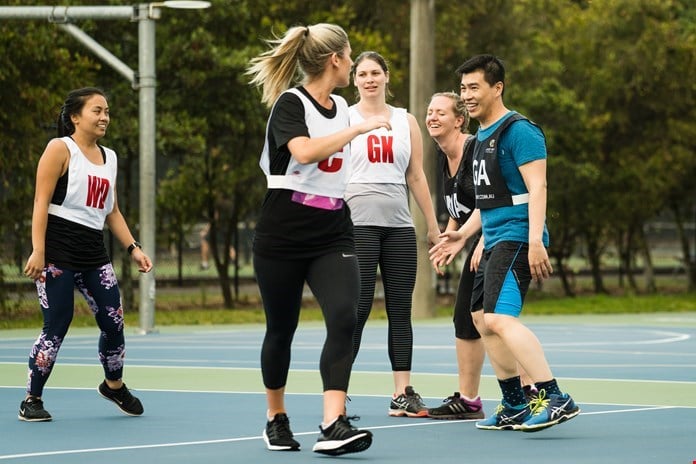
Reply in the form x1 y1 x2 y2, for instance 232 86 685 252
268 416 293 440
112 386 136 404
528 389 550 416
26 398 45 410
406 392 426 408
327 415 362 439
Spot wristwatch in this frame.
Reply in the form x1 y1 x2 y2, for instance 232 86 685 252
127 241 142 255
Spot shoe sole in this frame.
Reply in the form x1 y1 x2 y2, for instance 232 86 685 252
313 433 372 456
388 409 428 418
429 412 485 421
18 415 52 422
262 430 300 451
519 408 581 433
97 387 143 417
475 422 520 431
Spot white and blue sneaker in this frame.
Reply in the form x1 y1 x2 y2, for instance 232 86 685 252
519 390 580 432
475 401 531 430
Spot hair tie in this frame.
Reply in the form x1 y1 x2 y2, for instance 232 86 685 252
304 26 310 38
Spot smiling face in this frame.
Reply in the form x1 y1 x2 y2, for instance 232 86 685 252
459 69 503 127
71 94 110 139
426 94 465 140
353 56 389 100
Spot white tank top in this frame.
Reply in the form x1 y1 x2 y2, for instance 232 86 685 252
47 136 117 230
348 105 410 184
260 88 351 199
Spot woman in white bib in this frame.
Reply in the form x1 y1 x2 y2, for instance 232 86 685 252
247 24 391 456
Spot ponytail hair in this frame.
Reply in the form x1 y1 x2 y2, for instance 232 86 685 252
57 87 107 137
247 23 349 107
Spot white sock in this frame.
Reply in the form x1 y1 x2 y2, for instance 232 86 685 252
321 416 339 429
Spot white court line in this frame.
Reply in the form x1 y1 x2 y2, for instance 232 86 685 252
0 405 680 461
2 362 696 385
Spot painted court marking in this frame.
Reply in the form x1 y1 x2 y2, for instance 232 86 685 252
0 386 679 462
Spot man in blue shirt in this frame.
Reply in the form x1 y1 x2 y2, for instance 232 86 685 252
459 54 580 432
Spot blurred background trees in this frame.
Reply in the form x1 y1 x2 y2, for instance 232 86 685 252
1 0 694 311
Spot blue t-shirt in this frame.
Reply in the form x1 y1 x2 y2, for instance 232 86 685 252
477 111 549 249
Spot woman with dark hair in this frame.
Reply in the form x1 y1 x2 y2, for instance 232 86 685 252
20 87 152 422
247 25 390 455
347 51 440 418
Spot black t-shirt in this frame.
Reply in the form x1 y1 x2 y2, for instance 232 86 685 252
45 215 110 270
253 87 354 259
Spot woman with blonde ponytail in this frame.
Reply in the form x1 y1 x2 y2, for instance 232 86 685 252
247 23 390 456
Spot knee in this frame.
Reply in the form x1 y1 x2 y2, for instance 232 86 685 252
472 310 488 335
481 313 510 335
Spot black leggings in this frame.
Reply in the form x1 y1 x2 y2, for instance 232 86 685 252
351 226 417 371
254 252 359 392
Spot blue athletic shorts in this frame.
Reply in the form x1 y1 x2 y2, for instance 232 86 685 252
471 241 532 317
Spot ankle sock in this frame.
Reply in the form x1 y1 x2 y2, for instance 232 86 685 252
535 379 561 396
498 376 526 407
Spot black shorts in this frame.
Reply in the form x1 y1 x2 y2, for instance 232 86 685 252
453 243 481 340
471 241 532 317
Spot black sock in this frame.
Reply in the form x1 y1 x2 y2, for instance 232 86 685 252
535 378 561 396
498 376 526 407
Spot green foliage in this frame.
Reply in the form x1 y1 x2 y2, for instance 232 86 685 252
1 0 695 306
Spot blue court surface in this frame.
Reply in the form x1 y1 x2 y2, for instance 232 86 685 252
1 312 695 463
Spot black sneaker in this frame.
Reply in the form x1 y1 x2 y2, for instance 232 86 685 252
18 396 52 422
263 413 300 451
388 385 428 417
428 392 485 420
98 381 144 416
312 415 372 456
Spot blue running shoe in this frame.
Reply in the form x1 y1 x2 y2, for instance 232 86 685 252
519 390 580 432
475 401 531 430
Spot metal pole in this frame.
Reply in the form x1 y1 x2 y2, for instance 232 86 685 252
0 6 134 20
137 3 157 334
1 2 210 333
57 22 136 84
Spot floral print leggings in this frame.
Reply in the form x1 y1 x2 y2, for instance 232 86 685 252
27 263 126 397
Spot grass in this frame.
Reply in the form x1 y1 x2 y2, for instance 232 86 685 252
2 289 694 330
2 269 693 329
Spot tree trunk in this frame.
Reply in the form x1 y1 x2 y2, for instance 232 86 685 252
409 0 436 318
625 227 638 292
671 201 696 291
637 225 656 293
585 232 607 294
553 254 575 297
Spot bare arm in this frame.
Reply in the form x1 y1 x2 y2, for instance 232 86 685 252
24 139 69 280
404 113 440 245
105 191 153 273
287 115 392 164
519 158 553 282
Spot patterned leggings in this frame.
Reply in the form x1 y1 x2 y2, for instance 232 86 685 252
27 263 126 397
352 226 417 371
